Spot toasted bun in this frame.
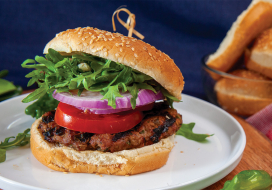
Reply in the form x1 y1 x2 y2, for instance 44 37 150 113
43 27 184 100
214 69 272 116
31 118 175 175
245 27 272 78
207 0 272 73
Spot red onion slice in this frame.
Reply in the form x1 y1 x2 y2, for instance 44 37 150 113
52 89 164 110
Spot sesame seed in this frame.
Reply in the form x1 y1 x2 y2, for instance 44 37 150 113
126 45 130 47
104 52 108 56
134 53 138 58
115 43 119 46
90 39 94 44
131 47 135 51
126 41 130 44
106 32 111 35
83 42 87 46
108 38 113 41
120 48 123 52
82 38 85 41
115 53 120 57
149 53 152 56
151 57 154 61
132 39 137 42
97 46 103 51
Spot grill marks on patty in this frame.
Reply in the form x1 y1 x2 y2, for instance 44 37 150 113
38 103 182 153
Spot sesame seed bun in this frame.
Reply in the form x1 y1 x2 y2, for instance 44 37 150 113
30 118 175 175
43 27 184 100
207 0 272 73
245 27 272 78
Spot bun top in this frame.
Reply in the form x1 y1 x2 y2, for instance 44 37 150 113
43 27 184 100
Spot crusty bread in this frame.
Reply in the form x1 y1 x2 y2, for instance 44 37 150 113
43 27 184 100
245 27 272 78
214 69 272 116
207 0 272 73
31 118 175 175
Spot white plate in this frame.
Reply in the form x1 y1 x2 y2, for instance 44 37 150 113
0 94 246 190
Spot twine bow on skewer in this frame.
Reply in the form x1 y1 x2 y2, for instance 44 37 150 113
112 7 144 40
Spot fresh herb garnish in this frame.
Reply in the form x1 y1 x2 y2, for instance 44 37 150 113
221 170 272 190
176 123 213 141
25 93 59 119
22 48 178 114
0 128 31 163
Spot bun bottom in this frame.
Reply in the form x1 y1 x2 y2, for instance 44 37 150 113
30 118 175 175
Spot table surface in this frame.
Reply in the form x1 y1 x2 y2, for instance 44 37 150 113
204 114 272 189
6 90 272 189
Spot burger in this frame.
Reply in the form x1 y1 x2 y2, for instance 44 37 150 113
23 27 184 175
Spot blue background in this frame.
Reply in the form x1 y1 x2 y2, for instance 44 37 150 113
0 0 251 100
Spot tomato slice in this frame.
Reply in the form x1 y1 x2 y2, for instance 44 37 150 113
55 102 146 134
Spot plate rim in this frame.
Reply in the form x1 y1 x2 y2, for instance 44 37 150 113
0 93 246 190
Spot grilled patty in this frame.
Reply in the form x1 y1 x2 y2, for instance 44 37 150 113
38 102 182 153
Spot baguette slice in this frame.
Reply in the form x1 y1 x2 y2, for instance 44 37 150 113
245 27 272 78
214 69 272 116
31 118 175 175
207 0 272 73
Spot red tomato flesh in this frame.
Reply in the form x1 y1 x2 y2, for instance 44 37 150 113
55 102 152 134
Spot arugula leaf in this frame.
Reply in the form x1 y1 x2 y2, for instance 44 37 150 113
25 93 59 118
176 123 213 142
22 48 178 117
160 88 180 108
101 85 123 109
47 48 64 63
0 128 30 163
221 170 272 190
127 83 139 109
22 85 47 103
35 56 56 72
0 149 6 163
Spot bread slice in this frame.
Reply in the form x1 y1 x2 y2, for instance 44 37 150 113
30 118 175 175
214 69 272 116
245 27 272 78
207 0 272 73
43 27 184 101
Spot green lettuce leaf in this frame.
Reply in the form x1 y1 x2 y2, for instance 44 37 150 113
176 122 213 141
